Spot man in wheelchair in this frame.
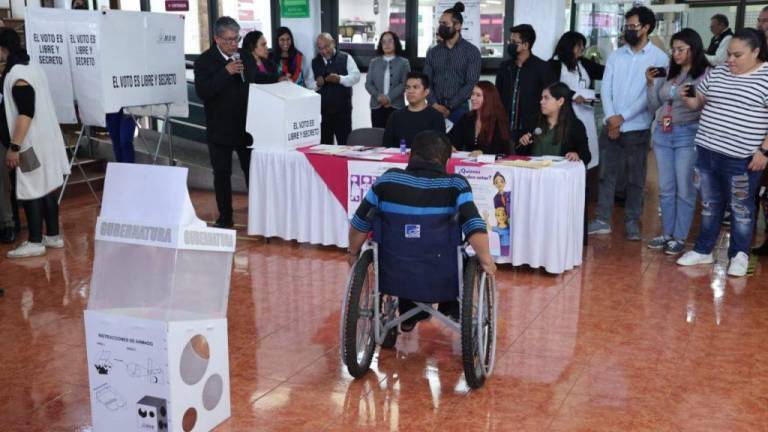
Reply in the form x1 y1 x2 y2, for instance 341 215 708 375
347 130 497 333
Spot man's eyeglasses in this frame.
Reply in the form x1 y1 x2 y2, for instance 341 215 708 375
219 36 242 44
623 24 643 30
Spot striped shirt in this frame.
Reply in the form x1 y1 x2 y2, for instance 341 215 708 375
695 63 768 158
351 159 486 239
423 37 481 110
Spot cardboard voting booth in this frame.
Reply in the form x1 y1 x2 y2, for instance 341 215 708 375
245 81 321 150
85 164 234 432
25 7 188 127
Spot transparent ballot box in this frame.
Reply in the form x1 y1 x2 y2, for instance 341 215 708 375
85 163 234 432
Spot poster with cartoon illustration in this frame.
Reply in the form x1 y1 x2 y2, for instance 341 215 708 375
347 161 407 219
453 164 512 257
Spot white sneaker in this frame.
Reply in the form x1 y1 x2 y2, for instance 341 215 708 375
676 250 714 266
727 252 749 277
43 235 64 249
6 241 46 258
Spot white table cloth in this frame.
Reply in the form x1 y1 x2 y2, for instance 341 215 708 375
248 150 585 273
247 149 350 247
494 161 585 273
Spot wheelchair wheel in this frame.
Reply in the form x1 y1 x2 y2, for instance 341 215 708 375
342 249 377 378
461 256 497 389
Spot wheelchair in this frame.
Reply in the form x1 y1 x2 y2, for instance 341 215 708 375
340 212 497 389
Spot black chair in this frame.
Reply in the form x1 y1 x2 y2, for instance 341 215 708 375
346 127 385 147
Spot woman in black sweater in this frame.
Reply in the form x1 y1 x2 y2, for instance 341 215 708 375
517 82 591 165
449 81 511 155
242 31 283 84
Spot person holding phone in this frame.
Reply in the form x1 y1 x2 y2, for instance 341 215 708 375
676 29 768 277
645 29 710 255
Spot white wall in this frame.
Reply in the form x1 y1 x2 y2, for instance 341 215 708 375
513 0 565 60
282 0 322 60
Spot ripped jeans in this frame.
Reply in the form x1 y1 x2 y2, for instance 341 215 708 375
693 146 762 258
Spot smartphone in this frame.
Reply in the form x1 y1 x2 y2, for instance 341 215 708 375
685 84 696 97
655 67 667 77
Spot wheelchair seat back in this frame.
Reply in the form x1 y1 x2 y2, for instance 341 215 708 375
373 211 462 303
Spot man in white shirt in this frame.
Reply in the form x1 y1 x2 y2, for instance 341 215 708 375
307 33 361 146
705 14 733 66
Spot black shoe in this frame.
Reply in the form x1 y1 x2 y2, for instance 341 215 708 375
212 219 234 229
752 241 768 256
0 227 15 244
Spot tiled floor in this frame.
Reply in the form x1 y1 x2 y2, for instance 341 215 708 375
1 183 767 431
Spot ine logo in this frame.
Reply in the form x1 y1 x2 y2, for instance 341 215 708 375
404 224 421 239
157 33 177 44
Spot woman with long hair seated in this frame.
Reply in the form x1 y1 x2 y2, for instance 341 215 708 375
517 82 591 164
449 81 511 156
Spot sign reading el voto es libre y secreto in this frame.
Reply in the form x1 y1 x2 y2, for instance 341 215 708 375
25 8 188 127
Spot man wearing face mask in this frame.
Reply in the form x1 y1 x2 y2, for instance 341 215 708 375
423 2 481 124
587 6 667 241
495 24 556 151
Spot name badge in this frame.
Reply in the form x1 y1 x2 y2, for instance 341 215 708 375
404 224 421 239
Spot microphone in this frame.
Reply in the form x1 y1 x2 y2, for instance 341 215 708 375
533 127 543 139
231 52 245 83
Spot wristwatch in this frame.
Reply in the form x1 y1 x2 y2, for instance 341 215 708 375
760 146 768 157
9 143 20 152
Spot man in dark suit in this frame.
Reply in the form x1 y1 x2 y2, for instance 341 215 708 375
194 16 250 228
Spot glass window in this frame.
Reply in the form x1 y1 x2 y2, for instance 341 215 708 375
338 0 406 50
220 0 273 49
417 0 503 58
479 1 504 58
687 5 737 47
746 3 768 30
149 0 205 54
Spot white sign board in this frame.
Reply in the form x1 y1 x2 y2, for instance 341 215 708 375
246 81 321 150
435 0 481 49
347 160 407 220
25 8 188 127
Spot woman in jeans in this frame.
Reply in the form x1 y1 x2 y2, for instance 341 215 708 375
677 29 768 277
645 29 710 255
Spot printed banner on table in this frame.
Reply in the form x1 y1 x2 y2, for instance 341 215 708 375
347 161 407 220
454 164 513 257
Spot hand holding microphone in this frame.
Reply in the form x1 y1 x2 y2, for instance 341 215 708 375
227 52 245 82
517 127 542 148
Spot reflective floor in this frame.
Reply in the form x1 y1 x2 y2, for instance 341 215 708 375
1 185 767 432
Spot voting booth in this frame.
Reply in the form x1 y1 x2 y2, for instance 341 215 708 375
84 164 234 432
25 7 188 127
245 81 321 150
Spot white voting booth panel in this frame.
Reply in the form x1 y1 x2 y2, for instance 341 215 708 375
246 81 321 150
85 163 234 432
25 8 188 127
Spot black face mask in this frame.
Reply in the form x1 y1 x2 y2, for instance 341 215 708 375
624 30 641 46
506 43 518 58
437 25 455 41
